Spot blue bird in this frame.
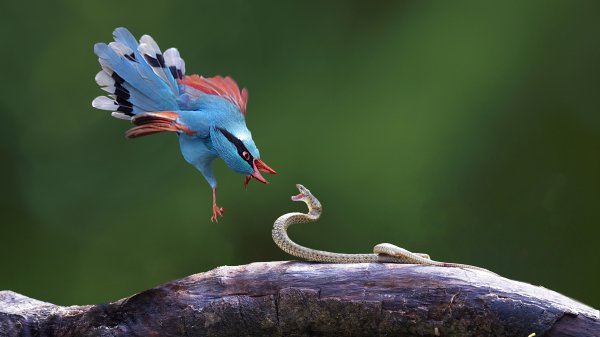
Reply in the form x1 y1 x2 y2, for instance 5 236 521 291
92 28 276 222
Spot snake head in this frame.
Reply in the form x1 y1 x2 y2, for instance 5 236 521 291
291 184 311 201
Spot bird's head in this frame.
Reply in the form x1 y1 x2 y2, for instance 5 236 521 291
210 127 276 186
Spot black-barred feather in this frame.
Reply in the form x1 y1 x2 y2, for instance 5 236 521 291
94 68 155 115
92 28 182 119
164 48 186 80
138 34 178 94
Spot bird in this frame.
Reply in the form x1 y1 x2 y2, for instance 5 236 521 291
92 27 276 222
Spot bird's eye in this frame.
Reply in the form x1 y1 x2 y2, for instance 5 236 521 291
242 151 250 160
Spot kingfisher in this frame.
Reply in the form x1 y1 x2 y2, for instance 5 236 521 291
92 28 276 222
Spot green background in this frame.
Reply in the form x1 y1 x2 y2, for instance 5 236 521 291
1 1 598 308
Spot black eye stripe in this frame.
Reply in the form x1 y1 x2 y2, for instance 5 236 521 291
217 128 254 165
217 128 247 153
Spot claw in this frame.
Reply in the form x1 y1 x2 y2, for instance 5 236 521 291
211 204 225 223
210 187 225 223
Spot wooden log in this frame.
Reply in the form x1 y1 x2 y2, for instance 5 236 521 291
1 261 598 336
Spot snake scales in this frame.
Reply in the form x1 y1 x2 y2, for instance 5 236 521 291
272 184 494 273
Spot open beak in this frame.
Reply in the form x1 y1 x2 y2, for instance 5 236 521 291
244 159 277 188
255 159 277 175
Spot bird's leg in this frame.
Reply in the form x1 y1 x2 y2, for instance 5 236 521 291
211 187 225 222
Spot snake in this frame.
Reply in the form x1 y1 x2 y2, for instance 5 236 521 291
272 184 494 273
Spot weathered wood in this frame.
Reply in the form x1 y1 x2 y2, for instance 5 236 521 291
1 261 598 336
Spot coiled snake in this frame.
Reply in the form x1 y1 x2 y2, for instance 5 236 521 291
272 184 494 273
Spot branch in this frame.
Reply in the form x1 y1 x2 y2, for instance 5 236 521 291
1 262 598 336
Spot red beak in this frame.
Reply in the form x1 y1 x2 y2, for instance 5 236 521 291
255 159 277 175
244 159 277 188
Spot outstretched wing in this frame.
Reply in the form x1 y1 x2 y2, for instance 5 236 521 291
179 75 249 115
92 28 186 119
92 27 248 139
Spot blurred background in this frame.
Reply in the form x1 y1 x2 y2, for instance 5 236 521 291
1 1 598 308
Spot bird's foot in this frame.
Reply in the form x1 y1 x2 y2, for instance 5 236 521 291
211 204 225 223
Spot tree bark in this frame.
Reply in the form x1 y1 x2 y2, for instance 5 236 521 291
1 261 598 337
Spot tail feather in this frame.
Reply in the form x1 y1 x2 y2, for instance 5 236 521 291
111 112 134 120
164 48 186 80
112 27 142 58
99 42 176 104
94 43 176 111
94 70 157 113
92 28 183 119
139 34 179 92
92 96 125 111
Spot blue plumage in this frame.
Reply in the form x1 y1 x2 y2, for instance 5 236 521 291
92 27 276 222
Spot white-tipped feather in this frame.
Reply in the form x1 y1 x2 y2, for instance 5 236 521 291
98 58 113 74
92 96 118 110
111 111 133 120
93 28 183 117
108 41 133 57
138 43 157 61
163 48 179 64
139 35 160 52
138 42 178 93
164 48 186 78
100 85 116 94
95 70 114 87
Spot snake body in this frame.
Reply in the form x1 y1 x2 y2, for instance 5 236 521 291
273 184 494 273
